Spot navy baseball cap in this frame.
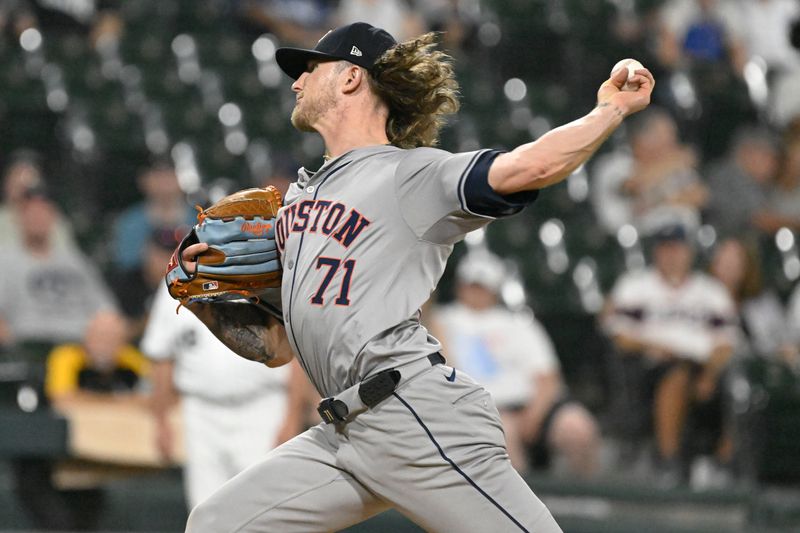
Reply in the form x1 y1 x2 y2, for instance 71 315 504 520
21 182 51 201
276 22 397 80
652 224 688 244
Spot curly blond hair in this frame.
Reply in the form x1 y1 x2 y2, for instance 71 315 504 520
369 32 460 149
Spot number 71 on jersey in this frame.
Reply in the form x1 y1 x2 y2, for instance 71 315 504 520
311 257 355 306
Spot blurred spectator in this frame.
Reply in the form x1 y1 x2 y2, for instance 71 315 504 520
0 151 76 251
602 224 738 485
785 281 800 369
708 237 791 358
1 185 118 527
704 125 783 238
0 185 117 356
109 161 195 272
736 0 800 77
0 0 39 36
592 107 707 237
770 25 800 128
589 139 635 236
141 284 306 509
335 0 424 43
237 0 336 47
656 0 747 77
414 0 481 55
0 0 122 39
770 79 800 130
13 310 146 531
46 310 149 404
258 153 300 197
767 126 800 233
432 251 599 477
656 0 755 158
111 226 183 339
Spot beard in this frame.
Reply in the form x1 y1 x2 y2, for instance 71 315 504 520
290 104 316 132
290 80 337 132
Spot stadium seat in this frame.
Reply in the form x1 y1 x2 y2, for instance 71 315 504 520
741 357 800 484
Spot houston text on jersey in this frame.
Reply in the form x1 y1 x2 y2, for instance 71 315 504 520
275 199 370 253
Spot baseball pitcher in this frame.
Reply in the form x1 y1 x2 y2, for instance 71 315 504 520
166 22 654 532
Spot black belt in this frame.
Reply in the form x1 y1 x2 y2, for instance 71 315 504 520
318 353 445 424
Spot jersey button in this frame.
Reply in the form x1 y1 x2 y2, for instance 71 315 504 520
286 259 294 269
305 186 314 194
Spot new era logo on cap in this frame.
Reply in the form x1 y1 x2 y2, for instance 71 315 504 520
275 22 397 80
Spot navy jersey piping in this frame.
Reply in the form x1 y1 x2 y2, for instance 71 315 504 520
455 150 485 214
286 160 352 390
459 150 538 218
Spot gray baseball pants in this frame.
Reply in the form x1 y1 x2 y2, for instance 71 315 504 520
186 363 563 532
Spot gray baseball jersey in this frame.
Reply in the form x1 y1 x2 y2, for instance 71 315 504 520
275 145 533 397
187 145 562 533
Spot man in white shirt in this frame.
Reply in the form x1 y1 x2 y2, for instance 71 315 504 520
603 224 738 481
141 285 306 509
433 251 599 477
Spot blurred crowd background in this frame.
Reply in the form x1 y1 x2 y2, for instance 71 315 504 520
2 0 800 531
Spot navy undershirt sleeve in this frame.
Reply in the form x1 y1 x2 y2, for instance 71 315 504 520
462 150 539 218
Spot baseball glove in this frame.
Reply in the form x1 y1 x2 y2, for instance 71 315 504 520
165 186 283 309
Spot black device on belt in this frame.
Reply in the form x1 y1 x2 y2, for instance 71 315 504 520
317 353 445 424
